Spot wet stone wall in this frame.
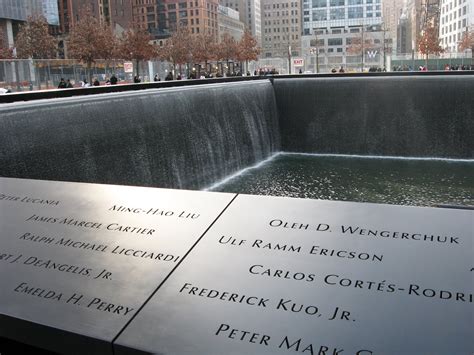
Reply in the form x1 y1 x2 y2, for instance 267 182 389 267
273 76 474 158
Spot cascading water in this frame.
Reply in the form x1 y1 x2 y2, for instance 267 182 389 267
0 81 280 190
158 81 281 188
1 75 472 206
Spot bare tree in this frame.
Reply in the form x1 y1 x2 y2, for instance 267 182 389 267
15 15 56 59
237 30 260 74
192 32 217 76
216 32 238 75
346 26 379 72
418 25 444 68
119 24 155 77
309 32 324 73
68 6 117 83
158 27 192 78
15 15 57 88
101 26 120 74
458 26 474 53
0 27 14 59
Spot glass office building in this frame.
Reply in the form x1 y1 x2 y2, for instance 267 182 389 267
301 0 385 72
303 0 383 35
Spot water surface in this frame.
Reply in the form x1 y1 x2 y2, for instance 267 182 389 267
210 153 474 207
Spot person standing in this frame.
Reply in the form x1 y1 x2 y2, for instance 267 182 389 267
58 78 67 89
110 74 118 85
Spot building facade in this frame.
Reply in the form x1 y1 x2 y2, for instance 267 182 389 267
108 0 134 33
381 0 424 56
132 0 169 38
220 0 262 46
58 0 132 35
42 0 59 26
57 0 72 34
439 0 472 52
397 11 411 53
408 0 423 54
68 0 131 34
0 0 57 47
301 0 384 72
133 0 219 41
302 0 383 35
261 0 301 58
218 5 245 40
382 0 404 53
55 0 131 58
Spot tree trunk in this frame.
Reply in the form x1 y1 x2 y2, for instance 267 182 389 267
87 60 92 84
35 62 41 90
14 61 21 91
425 54 428 69
46 62 51 89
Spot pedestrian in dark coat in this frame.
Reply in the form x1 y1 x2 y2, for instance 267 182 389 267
110 74 118 85
58 78 67 89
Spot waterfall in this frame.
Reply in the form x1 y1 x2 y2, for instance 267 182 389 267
0 81 281 189
1 75 471 191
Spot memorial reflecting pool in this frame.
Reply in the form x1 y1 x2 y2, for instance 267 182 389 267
210 153 474 207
